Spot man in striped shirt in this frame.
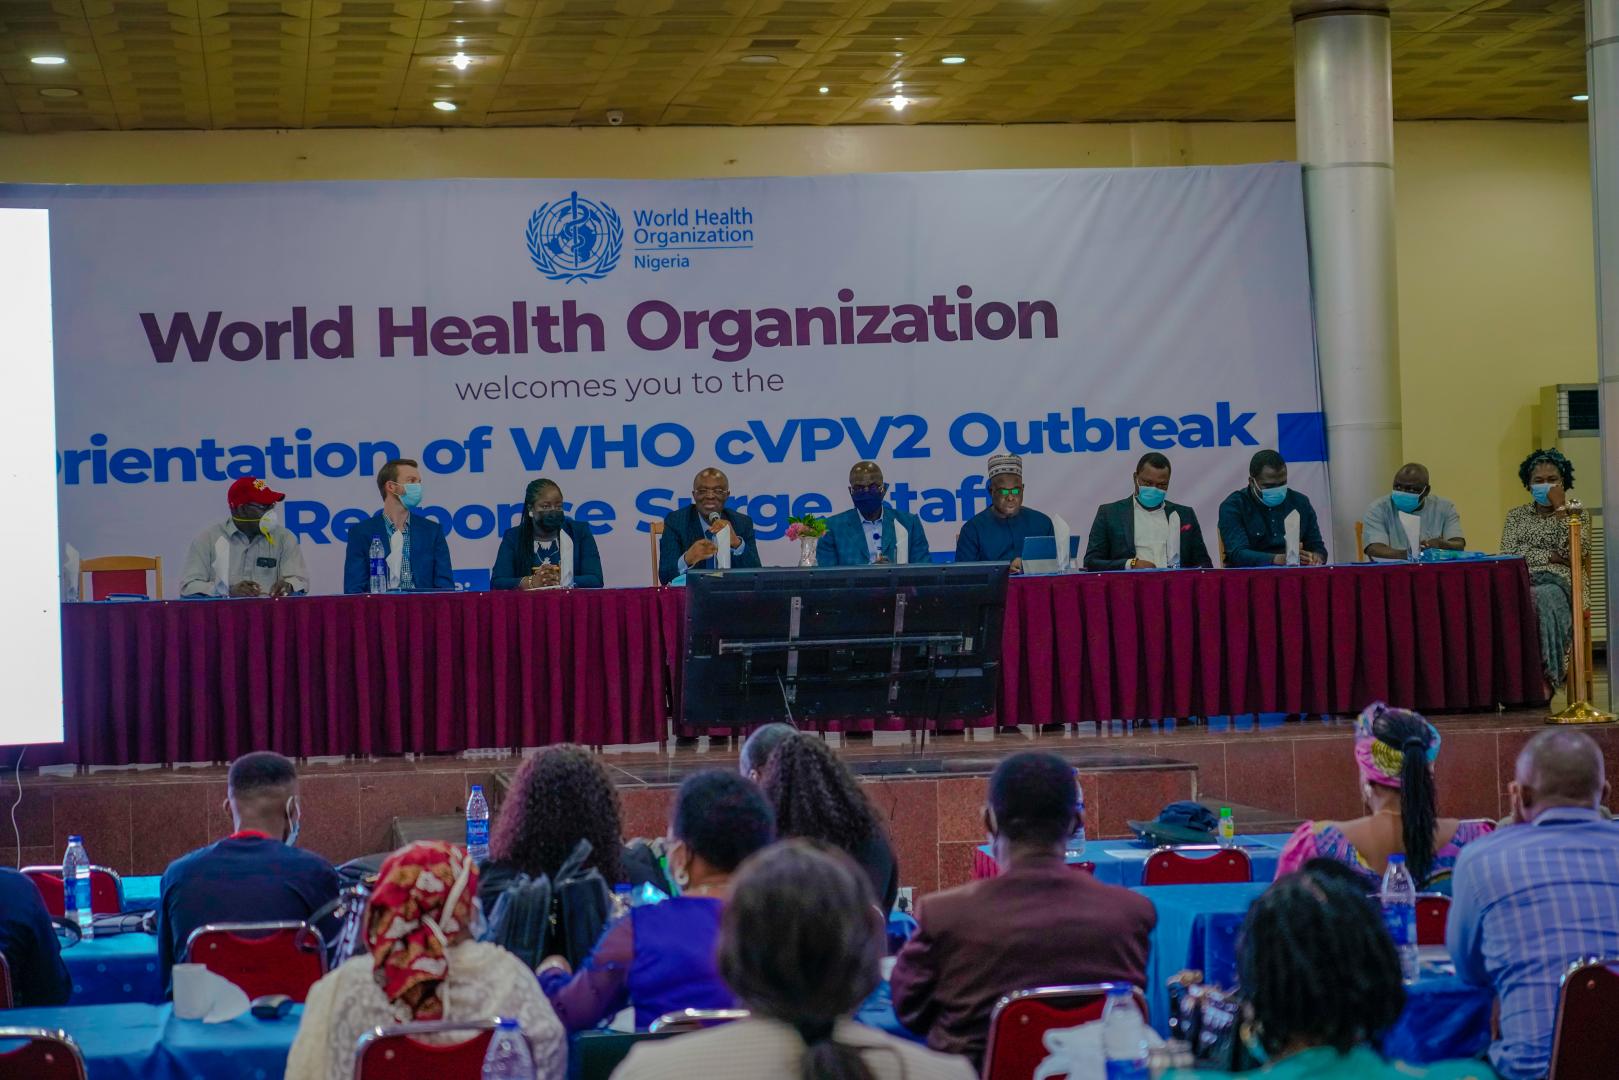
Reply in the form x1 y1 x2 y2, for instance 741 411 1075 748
1448 730 1619 1080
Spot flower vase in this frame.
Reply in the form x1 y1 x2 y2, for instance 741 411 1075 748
798 535 818 567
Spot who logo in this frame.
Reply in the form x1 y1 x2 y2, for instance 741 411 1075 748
524 191 624 283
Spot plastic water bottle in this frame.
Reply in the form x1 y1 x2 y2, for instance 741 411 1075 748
465 785 490 864
1217 807 1236 848
1065 771 1087 861
63 835 94 941
368 537 387 594
1381 853 1420 982
1102 985 1149 1080
481 1017 535 1080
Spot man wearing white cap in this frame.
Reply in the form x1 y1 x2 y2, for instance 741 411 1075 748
954 454 1056 574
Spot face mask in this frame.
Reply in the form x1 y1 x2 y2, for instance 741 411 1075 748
1135 485 1167 510
534 509 565 533
285 796 301 847
1256 483 1289 508
398 482 424 509
1391 490 1422 514
1531 482 1554 506
851 489 885 516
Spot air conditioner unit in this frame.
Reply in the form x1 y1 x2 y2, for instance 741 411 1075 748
1539 385 1605 646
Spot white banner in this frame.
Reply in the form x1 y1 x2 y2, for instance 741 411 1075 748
5 164 1327 592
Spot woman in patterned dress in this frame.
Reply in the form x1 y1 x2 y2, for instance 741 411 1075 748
1500 447 1589 693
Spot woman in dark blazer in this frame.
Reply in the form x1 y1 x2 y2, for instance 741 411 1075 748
491 478 604 589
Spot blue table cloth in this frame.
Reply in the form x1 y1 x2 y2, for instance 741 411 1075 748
62 931 164 1006
0 1002 299 1080
975 834 1288 887
123 875 160 914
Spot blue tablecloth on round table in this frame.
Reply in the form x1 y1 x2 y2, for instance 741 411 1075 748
122 875 160 914
0 1002 299 1080
62 932 165 1006
1140 881 1493 1064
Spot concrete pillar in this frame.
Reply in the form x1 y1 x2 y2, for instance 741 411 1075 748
1292 2 1402 563
1588 0 1619 706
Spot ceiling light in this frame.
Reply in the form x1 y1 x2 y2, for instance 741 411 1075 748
30 55 67 66
1574 93 1591 102
818 86 829 94
941 56 967 65
456 36 465 46
432 100 457 112
450 52 472 70
39 87 79 98
894 51 902 57
890 94 910 112
894 81 903 90
741 54 778 64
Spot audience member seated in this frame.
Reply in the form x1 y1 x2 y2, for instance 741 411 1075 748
0 865 71 1007
1500 448 1590 694
479 744 662 912
1165 862 1491 1079
613 840 974 1080
157 751 341 990
738 722 798 783
890 751 1154 1066
1449 729 1619 1080
286 841 564 1080
1276 703 1493 894
538 770 775 1032
759 732 899 913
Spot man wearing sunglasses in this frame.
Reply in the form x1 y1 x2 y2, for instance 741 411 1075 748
817 460 931 566
954 453 1055 574
179 476 309 597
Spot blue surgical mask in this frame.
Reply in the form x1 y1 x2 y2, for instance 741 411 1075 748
1391 490 1423 514
1256 483 1289 508
399 482 424 509
1530 482 1554 506
1135 485 1167 510
851 489 885 516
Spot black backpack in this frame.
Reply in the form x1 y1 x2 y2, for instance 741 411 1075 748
487 839 611 970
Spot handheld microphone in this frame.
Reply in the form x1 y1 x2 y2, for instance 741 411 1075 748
705 510 722 530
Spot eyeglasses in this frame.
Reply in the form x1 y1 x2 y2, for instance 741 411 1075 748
694 487 729 497
849 483 886 495
992 487 1023 497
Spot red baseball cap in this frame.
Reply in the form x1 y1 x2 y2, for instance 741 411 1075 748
228 476 286 510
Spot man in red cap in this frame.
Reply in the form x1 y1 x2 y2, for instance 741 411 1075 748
178 476 309 597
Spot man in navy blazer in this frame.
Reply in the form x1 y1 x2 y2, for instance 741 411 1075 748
342 458 455 593
1082 452 1212 570
817 460 931 566
657 467 762 584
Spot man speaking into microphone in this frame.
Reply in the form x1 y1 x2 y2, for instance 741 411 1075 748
658 467 762 584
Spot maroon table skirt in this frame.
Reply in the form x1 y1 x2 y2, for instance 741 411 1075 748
34 558 1545 766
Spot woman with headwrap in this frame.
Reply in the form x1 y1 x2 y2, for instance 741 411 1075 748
285 841 564 1080
611 841 975 1080
490 477 604 589
1501 447 1590 693
1274 703 1494 895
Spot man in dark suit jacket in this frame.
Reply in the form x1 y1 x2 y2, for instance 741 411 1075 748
657 467 763 585
342 458 454 593
890 751 1155 1067
817 460 931 566
1083 451 1213 570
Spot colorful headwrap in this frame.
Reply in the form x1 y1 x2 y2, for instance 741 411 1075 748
365 840 479 1021
1353 702 1442 789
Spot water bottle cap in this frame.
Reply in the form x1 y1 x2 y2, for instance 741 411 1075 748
1389 853 1405 863
68 834 82 843
471 784 483 793
1219 807 1232 817
496 1016 520 1028
1106 985 1131 996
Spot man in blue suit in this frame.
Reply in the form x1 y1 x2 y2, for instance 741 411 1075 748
817 460 930 566
342 458 455 593
657 467 762 584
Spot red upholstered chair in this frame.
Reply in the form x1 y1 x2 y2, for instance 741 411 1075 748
20 866 124 917
1548 957 1619 1080
0 1028 88 1080
1141 846 1252 886
182 921 326 1002
78 555 163 600
354 1020 500 1080
0 952 11 1009
1416 894 1451 947
1073 861 1097 875
982 984 1148 1080
648 1008 750 1034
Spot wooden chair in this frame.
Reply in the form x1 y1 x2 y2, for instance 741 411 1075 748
0 1028 87 1080
982 984 1148 1080
182 920 326 1002
1415 893 1451 947
1355 520 1365 562
1141 846 1253 886
1548 957 1619 1079
649 520 665 585
648 1008 749 1034
78 555 162 600
354 1019 501 1080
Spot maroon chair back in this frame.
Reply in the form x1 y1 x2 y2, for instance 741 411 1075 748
1141 846 1252 886
1549 958 1619 1080
1073 861 1097 876
182 922 326 1002
354 1021 498 1080
0 1028 87 1080
20 867 123 917
1415 894 1451 947
0 952 11 1009
982 984 1147 1080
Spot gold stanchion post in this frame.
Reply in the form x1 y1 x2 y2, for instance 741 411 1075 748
1548 503 1615 724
